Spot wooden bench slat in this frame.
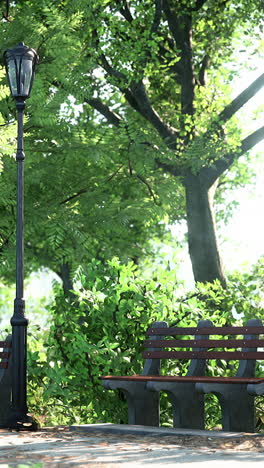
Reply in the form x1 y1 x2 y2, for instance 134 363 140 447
101 375 264 384
147 326 264 336
0 341 12 348
142 350 264 360
0 352 10 359
144 339 264 348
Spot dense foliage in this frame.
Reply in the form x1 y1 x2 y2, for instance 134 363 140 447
0 1 263 286
27 257 264 430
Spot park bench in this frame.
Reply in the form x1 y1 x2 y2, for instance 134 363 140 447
101 318 264 433
0 336 12 427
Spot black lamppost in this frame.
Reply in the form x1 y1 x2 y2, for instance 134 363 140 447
3 42 38 429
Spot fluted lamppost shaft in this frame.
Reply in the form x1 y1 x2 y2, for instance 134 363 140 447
11 99 28 419
3 42 38 429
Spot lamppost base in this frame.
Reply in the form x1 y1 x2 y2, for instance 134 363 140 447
7 413 40 431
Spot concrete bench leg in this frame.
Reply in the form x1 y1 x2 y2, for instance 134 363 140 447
196 382 255 432
0 377 12 428
103 380 159 426
147 381 204 429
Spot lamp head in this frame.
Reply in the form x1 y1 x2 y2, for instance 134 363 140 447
3 42 38 100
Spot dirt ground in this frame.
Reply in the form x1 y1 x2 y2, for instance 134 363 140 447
0 426 263 467
1 426 264 452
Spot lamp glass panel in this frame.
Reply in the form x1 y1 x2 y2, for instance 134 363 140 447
20 59 33 96
7 58 18 96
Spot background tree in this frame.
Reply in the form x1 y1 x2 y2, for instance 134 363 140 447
0 0 263 287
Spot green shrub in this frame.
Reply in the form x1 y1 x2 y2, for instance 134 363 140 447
27 257 264 430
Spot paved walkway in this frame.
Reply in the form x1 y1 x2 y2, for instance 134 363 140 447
0 424 263 467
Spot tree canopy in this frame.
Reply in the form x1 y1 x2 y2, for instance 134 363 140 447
0 0 264 287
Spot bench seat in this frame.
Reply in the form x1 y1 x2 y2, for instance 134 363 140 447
102 375 264 384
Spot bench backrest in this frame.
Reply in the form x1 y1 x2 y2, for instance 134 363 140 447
0 337 12 375
142 319 264 378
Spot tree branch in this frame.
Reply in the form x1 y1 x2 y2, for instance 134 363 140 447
137 140 184 176
92 26 180 151
0 231 13 254
163 0 195 116
163 0 185 50
60 166 124 205
200 72 264 146
0 120 15 127
122 89 146 115
99 54 127 82
151 0 163 35
60 188 88 205
155 158 185 177
93 9 178 148
1 0 10 21
202 126 264 186
136 174 159 204
86 90 145 127
86 91 178 156
198 55 210 86
219 72 264 124
130 80 178 148
97 52 146 116
116 0 134 22
192 0 207 11
241 126 264 153
86 98 122 126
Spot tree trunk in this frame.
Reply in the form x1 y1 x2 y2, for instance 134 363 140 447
184 174 226 286
57 262 76 302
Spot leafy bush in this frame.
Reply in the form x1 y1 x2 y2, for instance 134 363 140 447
27 257 264 430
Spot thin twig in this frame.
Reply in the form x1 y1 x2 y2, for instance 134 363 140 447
60 166 124 204
136 173 159 205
